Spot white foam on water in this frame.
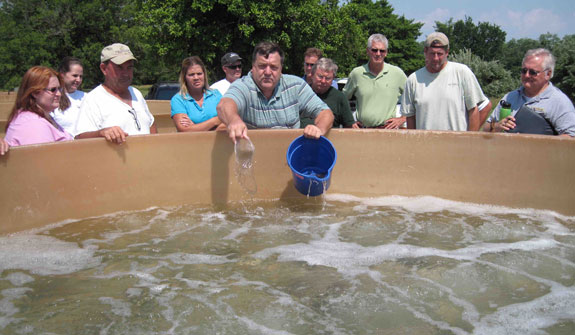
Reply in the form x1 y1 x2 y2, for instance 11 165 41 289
0 287 32 329
223 224 251 240
1 195 573 334
149 209 171 223
126 287 142 297
326 193 575 222
161 252 235 265
175 275 218 290
2 272 34 286
99 297 132 317
253 233 560 278
237 316 296 335
0 235 101 275
251 195 575 334
413 274 481 324
200 212 227 221
473 288 575 335
91 266 163 288
11 207 163 237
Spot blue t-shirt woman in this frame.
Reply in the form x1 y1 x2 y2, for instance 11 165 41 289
171 56 224 131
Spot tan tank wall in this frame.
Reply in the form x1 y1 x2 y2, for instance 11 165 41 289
0 93 16 103
1 129 574 235
0 102 11 134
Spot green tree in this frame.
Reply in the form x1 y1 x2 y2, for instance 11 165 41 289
137 0 377 81
341 0 424 75
0 0 141 90
499 38 540 76
137 0 423 81
0 0 424 89
449 49 519 99
137 0 335 81
551 35 575 103
435 16 506 61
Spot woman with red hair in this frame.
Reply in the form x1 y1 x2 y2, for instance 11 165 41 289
4 66 73 146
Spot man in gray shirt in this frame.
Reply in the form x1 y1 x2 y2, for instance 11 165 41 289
484 48 575 137
401 32 490 131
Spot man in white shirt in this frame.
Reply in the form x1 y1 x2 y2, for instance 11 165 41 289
211 52 243 95
401 32 490 131
75 43 157 144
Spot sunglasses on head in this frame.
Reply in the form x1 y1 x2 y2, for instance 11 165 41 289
226 64 242 70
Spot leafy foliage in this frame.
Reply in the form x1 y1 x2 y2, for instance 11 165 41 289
0 0 423 89
448 49 519 99
436 17 574 103
342 0 424 74
551 35 575 102
0 0 573 104
435 16 506 61
500 38 541 76
0 0 140 89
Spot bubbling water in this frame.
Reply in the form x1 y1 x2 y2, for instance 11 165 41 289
1 195 574 334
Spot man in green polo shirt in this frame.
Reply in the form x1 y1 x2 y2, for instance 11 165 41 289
342 33 407 129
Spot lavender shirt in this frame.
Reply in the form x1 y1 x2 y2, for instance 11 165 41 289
5 110 73 146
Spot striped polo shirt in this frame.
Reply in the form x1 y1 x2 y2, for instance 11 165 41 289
224 72 329 128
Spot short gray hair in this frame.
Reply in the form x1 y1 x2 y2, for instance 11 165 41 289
367 34 388 49
311 58 338 77
523 48 556 78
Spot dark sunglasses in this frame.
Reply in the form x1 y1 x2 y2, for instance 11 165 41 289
44 87 63 94
128 108 141 131
226 64 242 70
521 68 543 76
304 62 315 68
371 48 387 54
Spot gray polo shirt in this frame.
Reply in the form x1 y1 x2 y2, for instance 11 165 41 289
488 83 575 136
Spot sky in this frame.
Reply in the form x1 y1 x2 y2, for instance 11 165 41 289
387 0 574 41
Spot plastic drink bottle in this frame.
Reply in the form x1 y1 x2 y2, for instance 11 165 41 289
499 100 512 120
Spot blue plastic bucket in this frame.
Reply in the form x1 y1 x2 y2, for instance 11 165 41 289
286 135 337 197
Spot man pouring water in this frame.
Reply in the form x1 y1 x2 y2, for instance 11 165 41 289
217 41 334 143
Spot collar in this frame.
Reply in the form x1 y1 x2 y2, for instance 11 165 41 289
424 61 450 75
520 82 554 102
316 86 333 99
183 89 214 101
363 63 388 77
247 71 282 101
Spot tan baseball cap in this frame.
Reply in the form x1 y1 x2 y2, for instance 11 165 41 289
100 43 137 64
425 32 449 48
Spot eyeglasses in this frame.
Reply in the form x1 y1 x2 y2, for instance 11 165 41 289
370 48 387 54
44 87 63 94
128 108 141 131
315 74 334 82
226 64 242 70
305 62 316 68
521 68 544 76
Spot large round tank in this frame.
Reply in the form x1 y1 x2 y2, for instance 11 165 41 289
1 127 574 234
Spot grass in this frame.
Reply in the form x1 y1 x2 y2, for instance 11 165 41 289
133 84 152 97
